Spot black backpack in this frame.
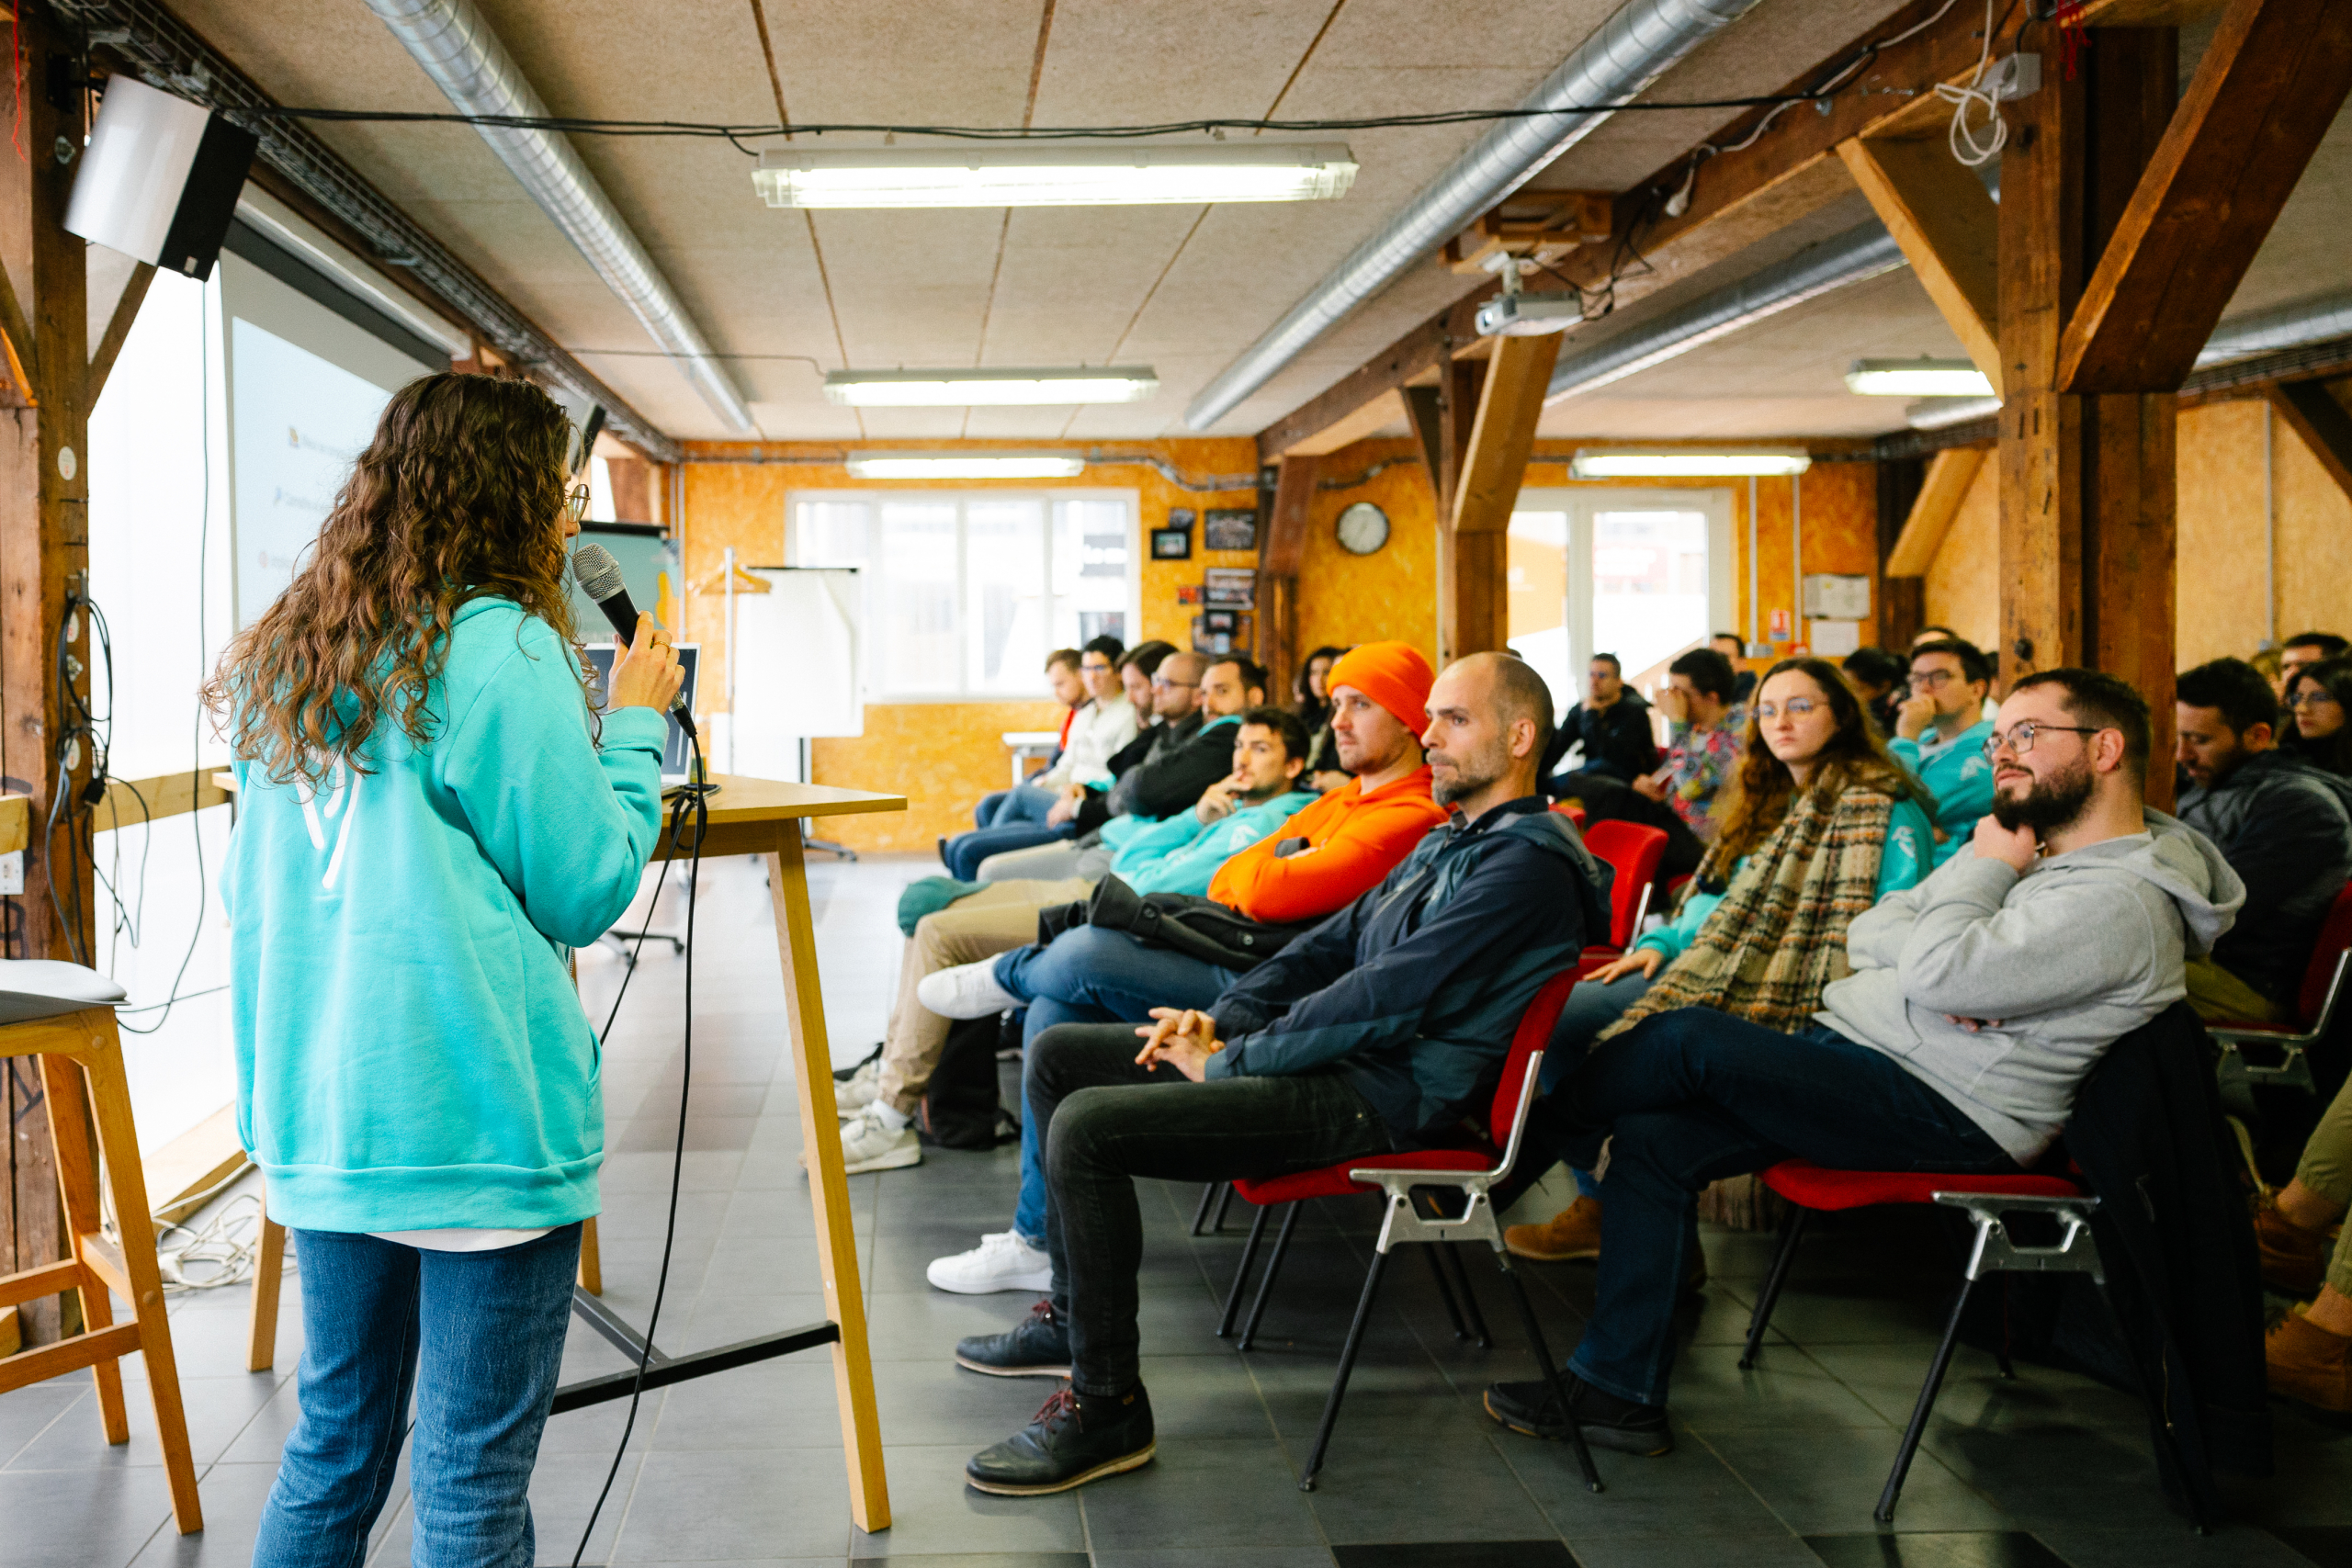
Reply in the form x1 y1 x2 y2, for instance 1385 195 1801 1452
1035 874 1319 972
917 1010 1022 1151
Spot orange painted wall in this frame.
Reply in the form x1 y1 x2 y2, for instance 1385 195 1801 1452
676 439 1257 852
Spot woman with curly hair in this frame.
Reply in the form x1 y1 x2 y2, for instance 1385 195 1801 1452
2283 656 2352 777
210 373 683 1568
1505 658 1935 1263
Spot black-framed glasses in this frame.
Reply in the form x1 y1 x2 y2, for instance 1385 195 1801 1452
1907 669 1955 691
1754 696 1823 720
1982 721 2103 760
564 483 592 524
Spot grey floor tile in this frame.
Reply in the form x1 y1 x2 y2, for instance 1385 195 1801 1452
0 1382 85 1467
843 1444 1085 1558
1077 1437 1327 1551
127 1460 279 1568
1093 1551 1336 1568
0 1464 176 1566
1920 1422 2179 1530
614 1449 851 1560
1330 1546 1575 1568
1804 1530 2065 1567
1804 1342 2148 1436
2040 1526 2322 1567
646 1359 847 1451
1666 1343 1897 1434
1300 1440 1555 1546
1697 1426 2010 1536
1572 1535 1822 1568
1498 1421 1791 1540
6 1371 280 1472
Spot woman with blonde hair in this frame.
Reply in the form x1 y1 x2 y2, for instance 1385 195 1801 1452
1507 658 1935 1263
210 372 683 1568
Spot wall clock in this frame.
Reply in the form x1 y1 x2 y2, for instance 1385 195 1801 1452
1336 502 1389 556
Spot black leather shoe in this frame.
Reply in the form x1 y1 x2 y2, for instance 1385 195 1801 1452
967 1382 1156 1495
956 1299 1071 1379
1484 1375 1672 1455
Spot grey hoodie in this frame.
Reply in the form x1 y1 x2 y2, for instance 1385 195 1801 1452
1816 810 2245 1162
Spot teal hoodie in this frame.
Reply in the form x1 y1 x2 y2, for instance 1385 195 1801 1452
221 598 669 1234
1892 717 1996 864
1110 789 1320 897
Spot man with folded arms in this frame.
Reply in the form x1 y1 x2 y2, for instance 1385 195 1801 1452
919 641 1450 1294
954 652 1611 1495
1483 671 2241 1455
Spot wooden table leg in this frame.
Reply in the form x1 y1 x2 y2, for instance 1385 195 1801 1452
247 1194 284 1373
40 1054 129 1445
766 829 890 1533
577 1215 603 1296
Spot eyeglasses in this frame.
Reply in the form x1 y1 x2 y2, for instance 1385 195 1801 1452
1151 676 1199 692
1080 660 1114 673
564 484 591 524
1981 721 2103 760
2290 690 2343 709
1907 669 1956 691
1753 697 1823 720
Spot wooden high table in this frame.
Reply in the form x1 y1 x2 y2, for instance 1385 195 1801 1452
574 774 906 1531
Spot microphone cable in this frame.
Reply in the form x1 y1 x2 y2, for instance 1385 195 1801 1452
572 739 714 1567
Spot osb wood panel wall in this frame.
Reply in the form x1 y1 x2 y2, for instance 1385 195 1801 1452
1924 399 2352 673
676 439 1258 853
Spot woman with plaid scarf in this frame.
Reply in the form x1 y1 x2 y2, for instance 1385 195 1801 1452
1504 658 1936 1267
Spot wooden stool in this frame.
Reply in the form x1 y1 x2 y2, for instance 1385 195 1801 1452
0 982 203 1532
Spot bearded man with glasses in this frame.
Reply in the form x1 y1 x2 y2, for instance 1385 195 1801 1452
1480 669 2246 1456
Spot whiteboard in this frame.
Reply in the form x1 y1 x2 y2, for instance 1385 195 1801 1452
731 568 864 781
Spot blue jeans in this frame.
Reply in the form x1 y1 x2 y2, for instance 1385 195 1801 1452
1536 969 1654 1199
994 926 1242 1241
1548 1012 2012 1407
978 783 1057 829
251 1224 583 1568
943 804 1071 879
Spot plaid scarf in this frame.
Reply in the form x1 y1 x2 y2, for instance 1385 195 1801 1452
1597 785 1895 1040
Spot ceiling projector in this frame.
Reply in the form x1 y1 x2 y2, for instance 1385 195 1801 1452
1475 288 1581 337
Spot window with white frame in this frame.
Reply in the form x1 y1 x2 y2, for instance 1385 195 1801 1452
790 491 1138 699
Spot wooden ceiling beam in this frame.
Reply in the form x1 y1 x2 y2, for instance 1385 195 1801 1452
1453 333 1562 537
1836 137 2002 396
85 262 155 410
1285 388 1410 457
2058 0 2352 393
1261 454 1321 577
1253 291 1493 463
1884 446 1987 577
2267 378 2352 506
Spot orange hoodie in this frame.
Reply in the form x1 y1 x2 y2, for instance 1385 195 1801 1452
1208 766 1449 924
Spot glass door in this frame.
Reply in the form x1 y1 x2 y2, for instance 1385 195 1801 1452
1508 489 1733 714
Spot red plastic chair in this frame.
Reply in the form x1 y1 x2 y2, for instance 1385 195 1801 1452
1575 819 1668 957
1550 800 1589 829
1216 970 1602 1495
1738 1158 2198 1529
2207 880 2352 1094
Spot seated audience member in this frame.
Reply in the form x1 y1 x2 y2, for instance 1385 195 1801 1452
2281 631 2350 695
1483 671 2240 1454
1295 644 1351 792
836 709 1320 1176
2174 657 2352 1022
1572 647 1747 878
1711 632 1757 705
2283 656 2352 776
952 652 1613 1495
918 641 1449 1293
1910 624 1963 650
2251 644 2285 699
1892 637 1998 863
2252 1073 2352 1411
1543 653 1659 789
943 642 1138 878
1506 659 1935 1264
1841 645 1908 737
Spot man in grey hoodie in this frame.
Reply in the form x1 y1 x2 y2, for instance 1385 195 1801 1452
1485 669 2245 1456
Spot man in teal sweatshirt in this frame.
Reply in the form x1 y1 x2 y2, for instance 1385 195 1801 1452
1892 637 1998 864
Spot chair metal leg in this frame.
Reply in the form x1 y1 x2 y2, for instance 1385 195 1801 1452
1217 1203 1272 1337
1421 1242 1470 1339
1739 1207 1809 1370
1876 1274 1978 1525
1443 1242 1492 1348
1238 1203 1300 1351
2089 1279 2211 1534
1190 1182 1221 1235
1212 1183 1236 1233
1299 1247 1390 1492
1496 1252 1601 1493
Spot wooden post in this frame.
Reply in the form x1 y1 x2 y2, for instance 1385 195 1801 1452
1450 333 1562 660
0 5 93 1343
1255 456 1318 703
1407 359 1484 664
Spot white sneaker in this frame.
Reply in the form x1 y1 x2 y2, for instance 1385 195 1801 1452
916 959 1021 1021
926 1229 1051 1294
835 1055 882 1114
837 1105 922 1175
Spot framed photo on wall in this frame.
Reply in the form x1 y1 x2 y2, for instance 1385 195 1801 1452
1203 508 1258 552
1204 608 1238 635
1150 526 1193 559
1203 567 1255 608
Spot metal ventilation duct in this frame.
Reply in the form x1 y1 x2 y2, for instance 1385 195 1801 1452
2196 290 2352 367
1182 0 1767 432
363 0 757 434
1546 222 1909 401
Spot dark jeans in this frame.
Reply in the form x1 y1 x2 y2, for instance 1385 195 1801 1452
251 1224 582 1568
1551 1010 2015 1407
1028 1023 1392 1396
1567 775 1708 879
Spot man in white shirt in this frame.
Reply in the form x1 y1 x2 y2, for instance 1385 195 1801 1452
944 639 1139 880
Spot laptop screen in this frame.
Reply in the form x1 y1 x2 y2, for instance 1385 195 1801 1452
581 642 699 776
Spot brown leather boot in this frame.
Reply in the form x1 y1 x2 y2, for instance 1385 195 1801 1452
1505 1196 1601 1261
2267 1305 2352 1412
2254 1200 2333 1298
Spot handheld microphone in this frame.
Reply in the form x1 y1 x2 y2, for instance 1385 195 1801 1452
572 542 697 739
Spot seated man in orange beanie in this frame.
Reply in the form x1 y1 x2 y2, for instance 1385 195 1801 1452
919 642 1451 1295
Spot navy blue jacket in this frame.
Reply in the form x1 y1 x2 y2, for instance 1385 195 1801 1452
1205 796 1611 1145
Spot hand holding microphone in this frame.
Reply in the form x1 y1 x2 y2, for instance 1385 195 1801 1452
608 612 685 715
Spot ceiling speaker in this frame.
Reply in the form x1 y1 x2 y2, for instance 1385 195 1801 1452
65 76 258 281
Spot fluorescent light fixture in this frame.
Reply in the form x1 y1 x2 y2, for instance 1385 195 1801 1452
1906 395 2003 431
1845 357 1995 397
824 367 1159 407
753 143 1358 209
1569 447 1813 479
845 452 1087 480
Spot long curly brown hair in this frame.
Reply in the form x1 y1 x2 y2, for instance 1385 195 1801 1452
203 373 582 787
1710 657 1929 864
